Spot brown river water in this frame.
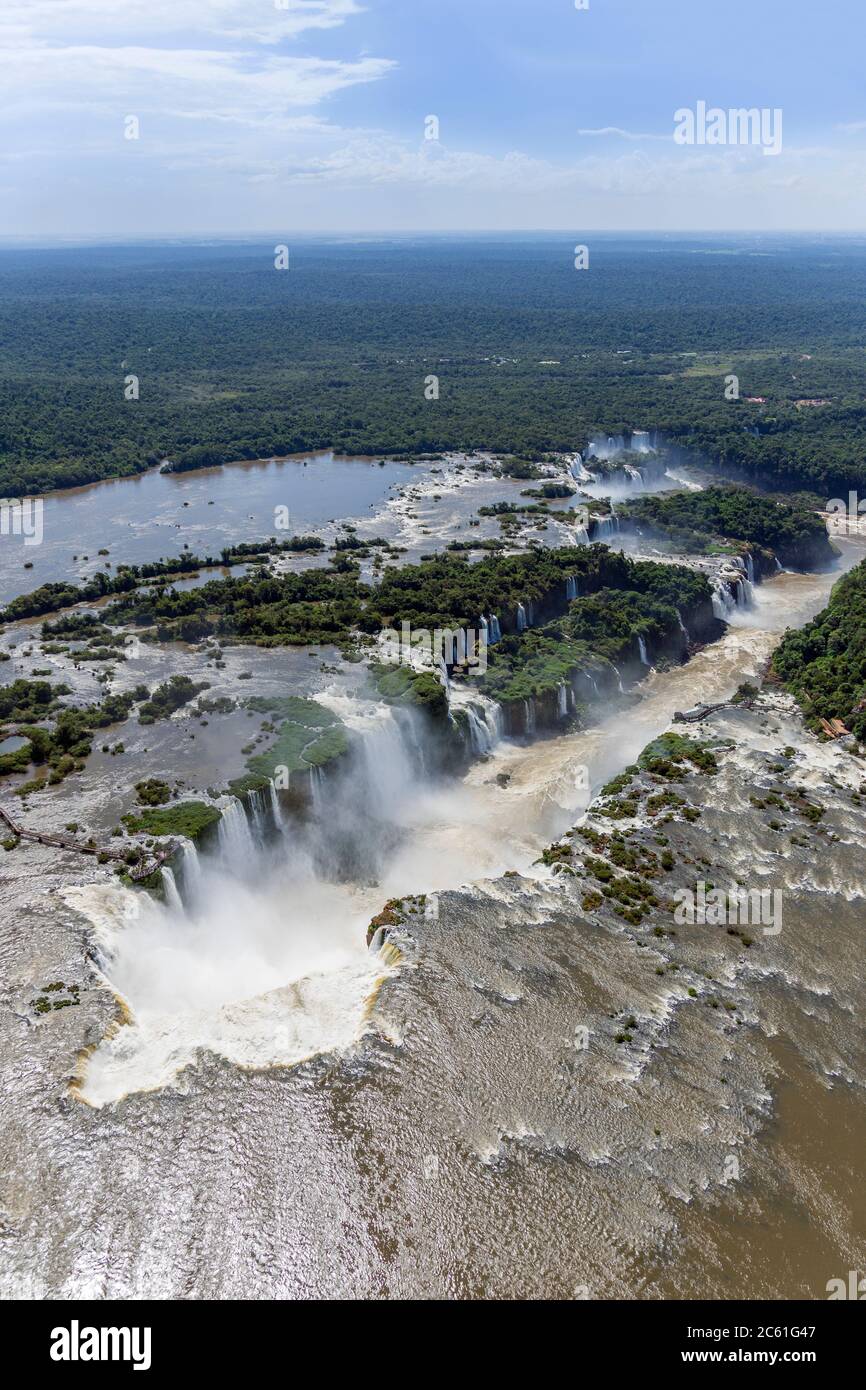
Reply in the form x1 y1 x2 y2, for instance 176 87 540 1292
0 528 864 1299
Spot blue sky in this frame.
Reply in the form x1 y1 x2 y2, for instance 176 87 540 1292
1 0 864 237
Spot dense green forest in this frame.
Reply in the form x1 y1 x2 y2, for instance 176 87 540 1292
479 588 689 706
617 485 835 567
0 541 322 624
0 236 864 499
70 543 709 655
772 561 866 739
1 545 712 719
1 546 716 783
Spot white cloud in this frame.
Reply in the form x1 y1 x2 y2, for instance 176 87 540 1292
0 3 862 234
577 127 671 143
0 45 394 122
0 0 365 46
0 0 390 130
175 131 864 206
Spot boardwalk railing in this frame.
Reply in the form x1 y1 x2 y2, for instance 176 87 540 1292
0 804 173 882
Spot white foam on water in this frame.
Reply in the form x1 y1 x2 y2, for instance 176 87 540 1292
63 535 866 1112
64 862 389 1108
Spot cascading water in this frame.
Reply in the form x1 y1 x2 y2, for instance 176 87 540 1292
516 603 528 632
523 700 536 737
452 688 503 755
712 577 738 622
161 867 183 912
587 433 626 460
217 796 257 870
593 514 619 541
249 787 271 845
269 779 286 833
570 452 591 483
566 575 578 601
309 764 325 814
488 614 501 643
179 841 203 901
676 609 689 642
638 635 650 666
557 684 569 719
726 562 754 610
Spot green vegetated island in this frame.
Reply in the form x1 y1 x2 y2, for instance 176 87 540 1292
1 470 855 849
1 237 865 500
616 486 835 571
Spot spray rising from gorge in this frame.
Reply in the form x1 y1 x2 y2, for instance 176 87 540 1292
66 529 866 1107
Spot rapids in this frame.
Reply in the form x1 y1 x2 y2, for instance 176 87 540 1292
67 533 866 1107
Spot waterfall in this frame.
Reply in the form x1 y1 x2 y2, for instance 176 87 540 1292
712 576 738 621
465 699 503 754
394 704 427 775
744 553 755 584
161 867 183 912
309 764 325 814
447 682 503 754
249 787 270 845
565 574 578 601
775 557 783 573
179 841 202 899
557 684 569 719
489 614 501 643
218 796 257 868
712 582 731 620
611 664 626 694
269 778 286 833
574 524 590 545
349 703 413 808
727 569 754 609
637 635 650 666
593 514 620 541
676 609 689 642
523 700 536 736
516 603 527 632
